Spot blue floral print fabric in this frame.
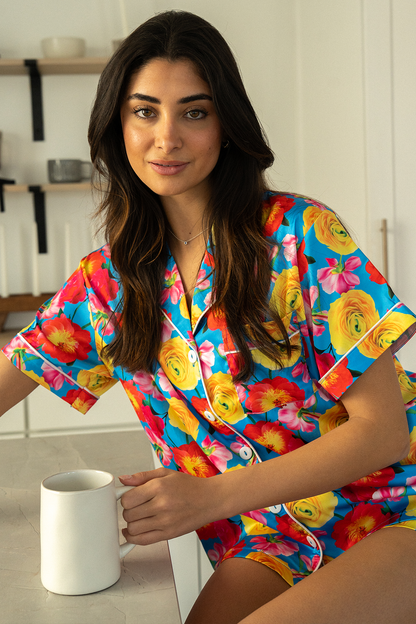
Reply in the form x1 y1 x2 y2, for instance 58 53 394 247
3 192 416 585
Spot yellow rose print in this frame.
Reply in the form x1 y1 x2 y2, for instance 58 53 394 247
328 290 379 355
319 403 349 435
303 205 324 235
241 515 277 535
77 365 117 396
159 337 200 391
359 311 416 360
205 371 245 424
405 496 416 518
168 397 200 439
246 552 294 586
286 491 338 528
400 426 416 465
394 358 416 404
270 267 305 321
251 333 301 370
24 369 51 391
314 211 357 255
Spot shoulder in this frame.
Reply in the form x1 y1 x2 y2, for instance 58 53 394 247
261 191 334 242
78 244 121 303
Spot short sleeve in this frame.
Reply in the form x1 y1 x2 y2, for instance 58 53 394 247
1 248 119 414
297 209 416 401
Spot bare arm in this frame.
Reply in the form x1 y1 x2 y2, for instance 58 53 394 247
120 348 411 544
0 352 39 416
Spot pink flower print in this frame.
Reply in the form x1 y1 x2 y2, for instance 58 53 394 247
292 361 311 383
317 256 361 295
198 340 215 378
406 476 416 493
156 369 182 399
195 268 210 291
2 336 26 366
161 315 173 342
203 291 213 307
278 395 318 432
161 267 184 305
268 245 279 262
243 510 269 526
147 428 173 466
218 343 225 358
282 234 298 265
235 383 247 404
372 486 405 502
301 287 327 337
300 553 321 571
208 542 227 566
250 535 299 557
89 292 116 336
41 292 65 319
133 371 164 401
201 436 233 472
41 361 74 390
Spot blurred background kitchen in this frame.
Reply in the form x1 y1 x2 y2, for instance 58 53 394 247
0 0 415 618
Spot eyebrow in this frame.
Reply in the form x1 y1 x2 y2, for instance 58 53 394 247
126 92 213 104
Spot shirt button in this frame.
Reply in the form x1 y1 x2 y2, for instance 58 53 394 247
188 350 197 363
307 536 317 547
204 410 216 422
269 504 282 514
239 446 253 460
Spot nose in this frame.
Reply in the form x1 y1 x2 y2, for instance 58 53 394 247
154 115 182 153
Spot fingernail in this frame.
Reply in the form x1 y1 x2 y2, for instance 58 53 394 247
119 475 133 480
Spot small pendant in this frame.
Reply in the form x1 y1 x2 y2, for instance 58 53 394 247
184 241 188 245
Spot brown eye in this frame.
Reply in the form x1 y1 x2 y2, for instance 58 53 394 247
186 110 206 120
135 108 154 118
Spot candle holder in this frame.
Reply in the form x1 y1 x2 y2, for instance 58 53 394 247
0 293 55 332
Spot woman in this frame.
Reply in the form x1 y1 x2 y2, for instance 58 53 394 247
1 10 416 623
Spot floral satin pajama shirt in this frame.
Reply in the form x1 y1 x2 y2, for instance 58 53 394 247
4 192 416 586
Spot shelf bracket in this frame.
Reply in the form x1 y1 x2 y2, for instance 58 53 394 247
24 59 44 141
0 178 15 213
29 185 47 253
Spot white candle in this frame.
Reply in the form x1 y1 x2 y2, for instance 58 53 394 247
64 222 71 277
0 224 9 298
32 222 40 297
119 0 129 37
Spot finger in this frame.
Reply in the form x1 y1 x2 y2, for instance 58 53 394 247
122 527 165 546
118 467 167 487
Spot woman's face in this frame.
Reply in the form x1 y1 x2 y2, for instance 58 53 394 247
120 58 223 207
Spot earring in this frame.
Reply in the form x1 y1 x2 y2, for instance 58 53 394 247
222 140 230 149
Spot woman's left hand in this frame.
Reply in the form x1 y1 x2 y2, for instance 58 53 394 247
119 468 216 545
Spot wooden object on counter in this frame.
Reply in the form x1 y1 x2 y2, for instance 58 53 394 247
0 292 54 332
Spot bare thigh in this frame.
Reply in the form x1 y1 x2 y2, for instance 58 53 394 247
239 527 416 624
185 557 291 624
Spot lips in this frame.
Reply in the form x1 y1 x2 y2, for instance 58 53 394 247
149 160 189 176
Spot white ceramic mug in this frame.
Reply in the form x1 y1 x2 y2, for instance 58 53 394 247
40 469 135 595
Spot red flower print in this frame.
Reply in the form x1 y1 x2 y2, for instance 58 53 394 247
246 377 305 412
62 270 86 304
340 467 396 502
365 260 386 284
89 268 119 303
243 420 304 454
38 317 92 363
263 196 295 236
83 250 104 278
319 356 353 397
207 307 227 331
173 441 219 477
331 502 391 550
297 239 309 281
63 388 96 414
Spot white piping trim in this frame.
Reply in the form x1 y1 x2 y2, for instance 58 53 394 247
281 503 324 571
224 330 301 355
319 301 402 385
17 333 99 399
161 309 195 349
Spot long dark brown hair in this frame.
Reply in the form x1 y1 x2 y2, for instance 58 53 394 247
88 10 292 382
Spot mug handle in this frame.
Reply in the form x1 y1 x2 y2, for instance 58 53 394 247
116 485 136 558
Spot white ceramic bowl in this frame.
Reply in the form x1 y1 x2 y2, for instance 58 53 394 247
41 37 86 58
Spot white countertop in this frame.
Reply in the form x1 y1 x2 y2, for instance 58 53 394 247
0 430 181 624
